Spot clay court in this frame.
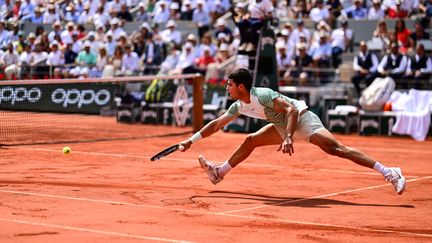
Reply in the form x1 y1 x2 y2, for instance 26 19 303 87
0 114 431 243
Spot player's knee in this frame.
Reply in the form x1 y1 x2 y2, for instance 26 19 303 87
328 144 348 156
242 134 256 148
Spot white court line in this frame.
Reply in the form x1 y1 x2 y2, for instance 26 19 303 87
13 147 278 168
219 176 432 214
1 176 432 239
318 169 418 178
0 218 192 243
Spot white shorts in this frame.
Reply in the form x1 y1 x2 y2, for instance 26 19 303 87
275 110 325 142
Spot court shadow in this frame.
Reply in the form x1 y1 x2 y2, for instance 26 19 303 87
189 191 414 208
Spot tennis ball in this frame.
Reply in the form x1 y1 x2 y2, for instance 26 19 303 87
63 147 71 155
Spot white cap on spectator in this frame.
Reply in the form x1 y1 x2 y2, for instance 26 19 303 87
166 20 176 28
217 32 227 40
276 41 286 50
106 32 113 37
219 43 228 51
139 2 145 8
187 33 197 41
84 3 90 9
202 45 211 52
28 32 36 39
50 40 59 48
84 41 91 47
184 42 193 49
197 0 205 5
299 32 306 38
170 2 179 10
296 42 307 50
319 31 328 38
281 29 290 36
373 0 380 3
236 2 246 8
216 19 226 26
97 24 105 30
53 21 61 27
184 0 191 5
88 31 96 37
67 21 74 28
141 22 150 30
110 18 120 25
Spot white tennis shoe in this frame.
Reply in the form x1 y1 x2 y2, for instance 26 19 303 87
198 155 223 185
384 167 406 195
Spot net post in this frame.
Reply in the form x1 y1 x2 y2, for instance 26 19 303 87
193 74 204 132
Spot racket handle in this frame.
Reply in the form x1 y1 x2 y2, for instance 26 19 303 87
178 144 185 151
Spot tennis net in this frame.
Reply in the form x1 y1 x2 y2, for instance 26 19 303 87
0 74 204 146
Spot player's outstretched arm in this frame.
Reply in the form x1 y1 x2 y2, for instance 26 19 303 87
273 97 299 156
179 113 238 152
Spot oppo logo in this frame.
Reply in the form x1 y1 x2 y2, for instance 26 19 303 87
0 87 42 105
51 88 111 108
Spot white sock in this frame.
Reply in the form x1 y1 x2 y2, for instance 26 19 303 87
373 162 391 176
218 161 232 177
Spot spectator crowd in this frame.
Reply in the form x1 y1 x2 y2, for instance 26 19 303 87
0 0 430 94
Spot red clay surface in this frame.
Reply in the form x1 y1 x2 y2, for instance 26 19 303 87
1 122 431 242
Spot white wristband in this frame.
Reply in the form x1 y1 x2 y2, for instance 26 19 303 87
189 132 202 143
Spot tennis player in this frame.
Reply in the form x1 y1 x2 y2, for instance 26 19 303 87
179 68 406 194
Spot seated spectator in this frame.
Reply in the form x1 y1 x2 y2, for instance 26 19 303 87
63 4 79 23
43 4 59 24
0 43 19 79
409 21 430 49
46 41 64 67
199 33 218 56
19 0 36 21
290 0 310 19
94 24 106 42
117 3 133 21
330 19 353 68
160 20 182 45
309 31 332 68
214 43 230 63
106 18 126 38
193 45 216 75
142 34 164 75
90 46 108 78
93 6 109 26
276 41 292 75
373 20 391 50
78 3 92 24
159 47 180 74
311 20 331 45
105 33 117 57
62 39 77 66
351 41 379 96
103 46 123 77
309 0 330 23
12 31 26 54
192 0 211 39
419 0 432 16
394 18 411 50
70 41 96 77
368 0 385 20
342 0 367 19
172 42 196 74
214 19 232 42
168 2 181 21
48 21 63 43
285 42 314 86
405 43 432 85
121 44 140 76
135 2 150 22
388 0 408 18
180 0 194 20
377 42 408 80
18 44 32 78
29 43 48 78
153 0 169 24
289 19 311 47
30 7 43 24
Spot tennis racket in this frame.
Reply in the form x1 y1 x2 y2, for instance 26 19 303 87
150 144 184 161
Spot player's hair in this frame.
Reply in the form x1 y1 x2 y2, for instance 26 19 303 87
227 68 253 91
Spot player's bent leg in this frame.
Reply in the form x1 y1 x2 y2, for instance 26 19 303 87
228 124 283 167
309 128 376 168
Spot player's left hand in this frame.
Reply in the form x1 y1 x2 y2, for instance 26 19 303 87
277 136 294 156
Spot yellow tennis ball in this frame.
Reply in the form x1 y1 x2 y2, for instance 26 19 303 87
63 147 71 155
